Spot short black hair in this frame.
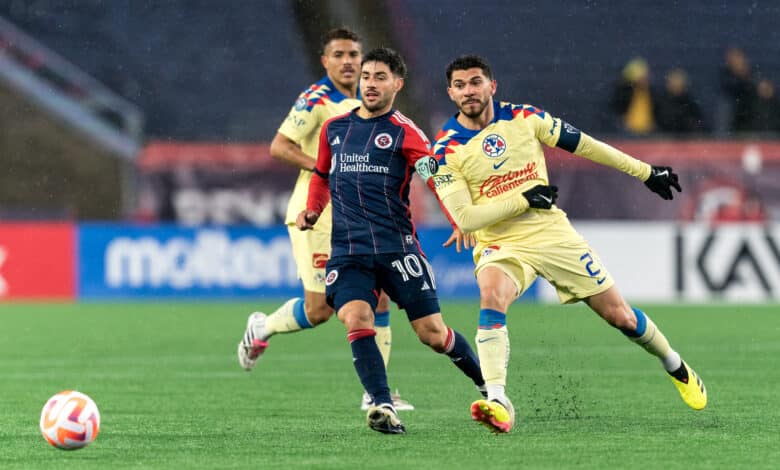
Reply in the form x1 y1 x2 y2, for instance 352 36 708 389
362 47 407 78
446 55 493 84
320 27 361 53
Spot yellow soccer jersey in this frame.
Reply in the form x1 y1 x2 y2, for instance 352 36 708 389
277 75 360 225
432 101 650 243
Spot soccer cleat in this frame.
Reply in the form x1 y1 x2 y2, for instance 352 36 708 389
391 390 415 411
470 397 515 433
360 390 415 411
669 361 707 410
366 404 406 434
237 312 268 371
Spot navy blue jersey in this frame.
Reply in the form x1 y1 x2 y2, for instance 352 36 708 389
307 108 432 257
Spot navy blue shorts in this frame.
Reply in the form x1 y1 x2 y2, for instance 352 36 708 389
325 253 440 321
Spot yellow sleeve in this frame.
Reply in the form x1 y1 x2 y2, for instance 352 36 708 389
523 106 652 182
440 187 530 233
573 133 652 181
431 153 468 200
277 96 322 145
527 108 561 148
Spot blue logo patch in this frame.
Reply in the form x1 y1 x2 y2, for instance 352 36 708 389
482 134 506 158
294 97 307 111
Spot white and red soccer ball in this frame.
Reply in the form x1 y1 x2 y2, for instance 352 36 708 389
40 390 100 450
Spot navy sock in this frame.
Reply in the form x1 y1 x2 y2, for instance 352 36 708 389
349 330 392 406
445 328 485 387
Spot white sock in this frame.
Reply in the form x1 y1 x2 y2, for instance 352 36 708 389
662 349 682 372
486 384 506 403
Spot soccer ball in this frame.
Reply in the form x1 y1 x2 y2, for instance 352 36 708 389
39 390 100 450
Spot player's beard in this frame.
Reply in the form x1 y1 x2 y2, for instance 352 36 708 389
363 93 391 113
459 97 490 119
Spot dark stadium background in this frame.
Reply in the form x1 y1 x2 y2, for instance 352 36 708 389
1 0 777 140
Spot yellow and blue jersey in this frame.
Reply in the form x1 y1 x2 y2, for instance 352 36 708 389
432 100 581 243
277 76 361 225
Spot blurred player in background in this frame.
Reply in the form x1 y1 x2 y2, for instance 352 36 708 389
432 55 707 433
297 47 486 434
236 27 412 411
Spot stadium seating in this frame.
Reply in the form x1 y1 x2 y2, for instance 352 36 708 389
2 1 778 139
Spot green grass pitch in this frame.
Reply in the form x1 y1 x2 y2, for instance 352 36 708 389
1 301 778 469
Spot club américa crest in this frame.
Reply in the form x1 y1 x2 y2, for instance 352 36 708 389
482 134 506 158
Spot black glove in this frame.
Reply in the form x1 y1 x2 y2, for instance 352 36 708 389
522 184 558 209
644 166 682 200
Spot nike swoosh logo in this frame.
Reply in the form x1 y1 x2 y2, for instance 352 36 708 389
492 159 509 170
539 195 552 204
477 337 496 344
597 276 607 285
656 170 668 177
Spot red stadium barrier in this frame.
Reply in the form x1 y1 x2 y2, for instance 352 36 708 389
0 223 75 300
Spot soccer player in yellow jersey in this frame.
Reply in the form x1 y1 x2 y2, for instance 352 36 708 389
236 28 412 411
431 55 707 433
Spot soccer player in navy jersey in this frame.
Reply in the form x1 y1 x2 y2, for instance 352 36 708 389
235 28 412 411
297 47 485 434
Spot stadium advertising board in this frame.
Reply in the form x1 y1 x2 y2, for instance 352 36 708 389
0 223 75 299
536 222 780 303
136 142 296 226
1 222 775 302
137 141 780 226
76 225 492 300
78 224 299 299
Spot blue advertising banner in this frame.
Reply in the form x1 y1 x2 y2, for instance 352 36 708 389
79 224 298 299
78 224 537 301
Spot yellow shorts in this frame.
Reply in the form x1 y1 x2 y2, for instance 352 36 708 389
473 220 614 304
287 224 331 293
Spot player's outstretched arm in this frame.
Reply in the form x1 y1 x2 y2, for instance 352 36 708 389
571 134 681 200
643 165 682 200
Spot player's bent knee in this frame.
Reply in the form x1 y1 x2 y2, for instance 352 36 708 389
479 284 512 310
305 301 334 326
602 306 635 330
418 332 447 353
413 320 448 352
336 301 374 330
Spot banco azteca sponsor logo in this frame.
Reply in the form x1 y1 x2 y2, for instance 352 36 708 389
479 162 538 198
482 134 507 158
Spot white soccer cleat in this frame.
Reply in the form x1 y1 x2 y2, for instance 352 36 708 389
361 390 415 411
391 390 415 411
237 312 268 371
366 404 405 434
